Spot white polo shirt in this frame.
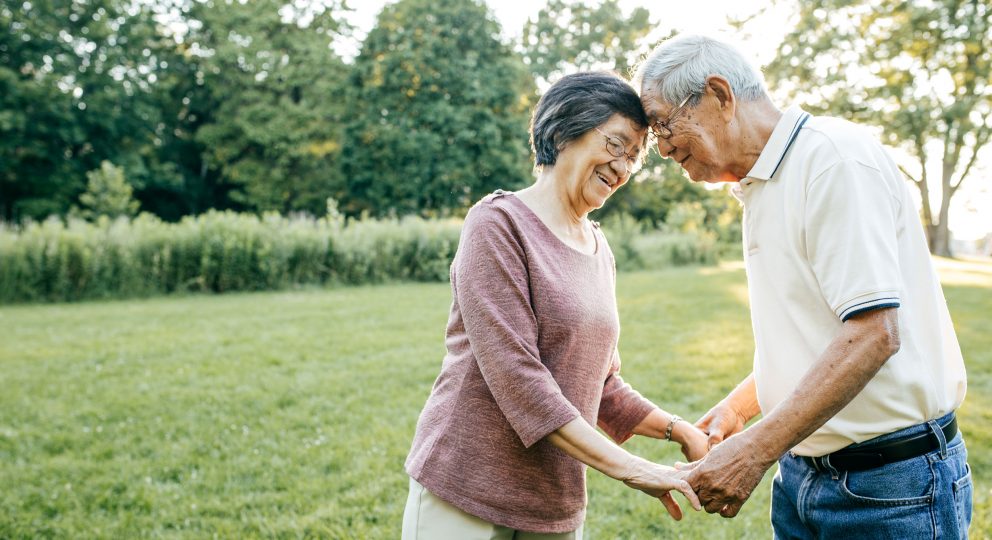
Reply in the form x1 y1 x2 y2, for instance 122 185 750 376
735 106 967 456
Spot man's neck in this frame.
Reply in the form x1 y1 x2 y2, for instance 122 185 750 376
729 99 783 181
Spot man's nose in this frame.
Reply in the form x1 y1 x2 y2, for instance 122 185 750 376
656 138 676 158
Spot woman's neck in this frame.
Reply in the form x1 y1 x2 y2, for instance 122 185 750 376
518 170 589 233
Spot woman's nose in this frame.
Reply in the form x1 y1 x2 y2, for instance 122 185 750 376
609 156 629 177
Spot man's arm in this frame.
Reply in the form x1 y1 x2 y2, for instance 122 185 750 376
686 307 900 517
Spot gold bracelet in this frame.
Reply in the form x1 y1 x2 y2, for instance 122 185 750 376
664 414 683 441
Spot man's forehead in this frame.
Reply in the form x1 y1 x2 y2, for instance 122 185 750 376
639 88 672 120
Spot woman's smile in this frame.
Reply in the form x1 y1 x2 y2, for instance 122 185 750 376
595 170 618 190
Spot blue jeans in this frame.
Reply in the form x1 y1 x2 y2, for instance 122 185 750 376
772 412 973 539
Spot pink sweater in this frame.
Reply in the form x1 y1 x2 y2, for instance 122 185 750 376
405 191 657 533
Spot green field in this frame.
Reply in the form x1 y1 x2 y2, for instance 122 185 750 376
1 259 989 538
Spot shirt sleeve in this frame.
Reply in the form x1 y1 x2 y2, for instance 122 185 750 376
597 349 657 444
805 159 903 321
454 203 581 448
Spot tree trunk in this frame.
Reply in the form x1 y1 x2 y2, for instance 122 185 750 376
933 158 956 258
931 219 952 257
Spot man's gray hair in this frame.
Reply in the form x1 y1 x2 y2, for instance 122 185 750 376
636 34 768 106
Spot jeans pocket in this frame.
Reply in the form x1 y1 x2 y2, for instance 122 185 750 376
839 457 934 507
953 463 973 535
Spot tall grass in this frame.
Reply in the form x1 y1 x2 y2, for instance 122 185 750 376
0 212 462 304
0 211 735 304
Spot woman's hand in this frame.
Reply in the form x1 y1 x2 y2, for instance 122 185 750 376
695 401 749 449
695 374 761 449
672 420 710 462
621 456 702 520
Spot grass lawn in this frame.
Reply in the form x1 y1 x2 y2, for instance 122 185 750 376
1 259 989 538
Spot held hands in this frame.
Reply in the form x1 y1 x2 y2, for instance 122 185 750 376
621 455 702 520
676 401 770 518
677 430 776 518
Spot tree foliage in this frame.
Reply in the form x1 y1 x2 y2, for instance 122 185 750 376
0 0 168 221
519 0 654 83
336 0 535 218
765 0 992 256
180 0 350 216
78 160 139 219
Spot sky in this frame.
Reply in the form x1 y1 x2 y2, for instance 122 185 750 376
336 0 991 245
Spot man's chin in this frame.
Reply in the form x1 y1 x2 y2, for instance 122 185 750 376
682 167 734 184
680 167 709 183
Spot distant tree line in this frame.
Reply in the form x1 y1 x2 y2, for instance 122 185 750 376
3 0 987 255
0 0 734 229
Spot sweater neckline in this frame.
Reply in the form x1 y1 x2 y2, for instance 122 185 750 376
496 190 601 258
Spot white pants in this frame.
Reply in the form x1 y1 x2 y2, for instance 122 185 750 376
401 477 583 540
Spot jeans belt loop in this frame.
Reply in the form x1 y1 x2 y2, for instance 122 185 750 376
821 454 840 480
928 418 948 459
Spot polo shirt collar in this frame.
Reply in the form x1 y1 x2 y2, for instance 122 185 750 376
745 106 811 182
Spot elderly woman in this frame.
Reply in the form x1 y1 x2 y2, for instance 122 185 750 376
402 72 707 540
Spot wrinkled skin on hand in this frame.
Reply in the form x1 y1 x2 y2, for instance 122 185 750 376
679 431 775 518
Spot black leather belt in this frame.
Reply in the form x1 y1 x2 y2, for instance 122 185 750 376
802 416 958 473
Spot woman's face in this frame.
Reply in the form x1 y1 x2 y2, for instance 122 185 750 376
554 113 646 214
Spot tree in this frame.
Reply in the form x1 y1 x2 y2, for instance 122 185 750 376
337 0 535 217
78 160 139 219
0 0 170 221
174 0 351 216
519 0 655 84
764 0 992 256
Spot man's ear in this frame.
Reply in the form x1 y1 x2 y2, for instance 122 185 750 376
705 75 736 121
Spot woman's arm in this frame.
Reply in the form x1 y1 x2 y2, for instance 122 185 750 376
547 417 701 520
597 350 709 461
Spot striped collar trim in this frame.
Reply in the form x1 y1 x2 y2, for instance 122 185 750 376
745 106 811 182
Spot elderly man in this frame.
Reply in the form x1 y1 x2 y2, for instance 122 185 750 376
636 34 971 538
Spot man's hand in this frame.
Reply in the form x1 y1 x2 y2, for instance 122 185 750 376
695 401 749 449
680 430 777 518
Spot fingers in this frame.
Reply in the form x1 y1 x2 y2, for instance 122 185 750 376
658 492 683 521
703 499 725 514
707 427 725 448
720 502 742 518
673 461 693 471
673 479 701 511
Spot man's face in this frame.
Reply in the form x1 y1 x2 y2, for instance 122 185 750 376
641 87 736 184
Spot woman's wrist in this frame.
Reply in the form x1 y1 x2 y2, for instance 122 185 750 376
669 417 691 445
664 413 683 441
615 451 652 483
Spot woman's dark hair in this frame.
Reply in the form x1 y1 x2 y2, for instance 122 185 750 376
529 71 649 167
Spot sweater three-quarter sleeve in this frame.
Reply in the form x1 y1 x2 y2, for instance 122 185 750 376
596 348 657 444
454 204 581 448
